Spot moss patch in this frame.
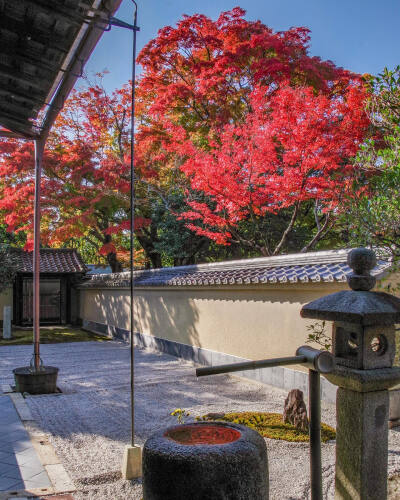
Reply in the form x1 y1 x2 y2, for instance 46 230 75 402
0 328 109 346
202 412 336 443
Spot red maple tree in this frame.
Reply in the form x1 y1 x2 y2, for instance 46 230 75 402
0 80 150 271
136 7 371 255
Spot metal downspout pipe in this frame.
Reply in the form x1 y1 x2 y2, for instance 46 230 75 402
33 138 45 371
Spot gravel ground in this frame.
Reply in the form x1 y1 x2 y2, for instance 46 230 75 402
1 341 400 499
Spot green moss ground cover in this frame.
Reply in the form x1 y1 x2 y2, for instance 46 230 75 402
0 327 109 346
202 411 336 443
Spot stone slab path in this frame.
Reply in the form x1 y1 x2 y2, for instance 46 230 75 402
0 395 51 492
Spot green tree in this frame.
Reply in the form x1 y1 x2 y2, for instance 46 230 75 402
344 66 400 255
0 245 18 293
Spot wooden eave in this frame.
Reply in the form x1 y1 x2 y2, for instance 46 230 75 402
0 0 123 140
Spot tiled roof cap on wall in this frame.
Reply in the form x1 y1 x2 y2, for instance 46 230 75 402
80 248 392 289
12 248 87 274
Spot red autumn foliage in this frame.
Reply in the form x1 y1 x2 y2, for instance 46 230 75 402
0 8 372 267
0 81 150 271
135 7 371 255
137 7 353 132
176 83 370 253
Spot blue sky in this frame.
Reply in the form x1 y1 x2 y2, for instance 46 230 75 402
85 0 400 92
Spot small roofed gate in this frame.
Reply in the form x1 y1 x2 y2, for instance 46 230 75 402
12 249 87 326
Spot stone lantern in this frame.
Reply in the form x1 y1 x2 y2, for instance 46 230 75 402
301 248 400 500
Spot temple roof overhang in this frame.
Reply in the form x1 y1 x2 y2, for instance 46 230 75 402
0 0 122 140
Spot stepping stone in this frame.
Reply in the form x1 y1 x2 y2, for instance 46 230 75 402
0 396 51 491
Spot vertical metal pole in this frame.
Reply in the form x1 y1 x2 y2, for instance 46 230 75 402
33 139 45 372
309 369 322 500
129 1 138 448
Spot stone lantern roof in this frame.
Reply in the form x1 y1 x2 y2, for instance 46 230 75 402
301 290 400 326
301 248 400 326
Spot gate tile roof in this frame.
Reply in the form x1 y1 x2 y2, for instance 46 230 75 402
13 248 87 274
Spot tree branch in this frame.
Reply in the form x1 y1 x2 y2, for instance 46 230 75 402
272 202 300 255
300 212 332 253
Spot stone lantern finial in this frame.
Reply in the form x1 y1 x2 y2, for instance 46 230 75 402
347 247 376 291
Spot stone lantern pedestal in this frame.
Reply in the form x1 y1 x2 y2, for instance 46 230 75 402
326 365 400 499
301 248 400 500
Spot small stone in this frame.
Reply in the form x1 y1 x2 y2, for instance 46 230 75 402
205 412 225 420
3 305 12 339
283 389 309 432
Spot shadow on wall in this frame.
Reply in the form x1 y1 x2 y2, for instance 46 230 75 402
83 285 341 360
139 287 330 342
158 286 338 305
90 288 202 351
134 291 201 349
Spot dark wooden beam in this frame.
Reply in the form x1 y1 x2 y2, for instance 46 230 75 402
0 129 31 139
3 50 63 78
0 97 40 120
0 106 35 125
0 63 50 91
0 82 45 107
27 0 94 28
0 123 37 139
0 110 38 137
0 15 76 55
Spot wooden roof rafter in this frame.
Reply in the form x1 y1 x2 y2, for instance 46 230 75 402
0 0 123 140
0 99 40 122
1 15 77 55
1 52 64 79
29 0 106 28
0 86 46 114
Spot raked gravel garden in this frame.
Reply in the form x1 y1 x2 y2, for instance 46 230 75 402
2 340 400 499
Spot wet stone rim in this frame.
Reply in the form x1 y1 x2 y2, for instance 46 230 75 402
164 423 241 445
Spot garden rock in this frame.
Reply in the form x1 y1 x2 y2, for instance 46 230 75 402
283 389 309 432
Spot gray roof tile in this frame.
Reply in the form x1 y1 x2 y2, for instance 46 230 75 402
12 248 87 274
81 248 392 289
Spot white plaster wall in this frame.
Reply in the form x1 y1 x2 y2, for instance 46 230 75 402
80 283 346 361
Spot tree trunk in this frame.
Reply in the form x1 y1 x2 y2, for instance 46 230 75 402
136 234 162 268
107 252 123 273
174 256 195 266
102 233 123 273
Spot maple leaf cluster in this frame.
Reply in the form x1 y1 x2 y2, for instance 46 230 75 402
175 83 369 252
